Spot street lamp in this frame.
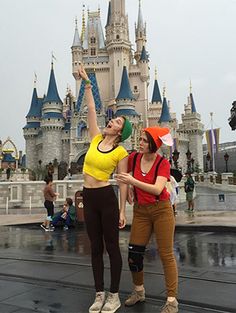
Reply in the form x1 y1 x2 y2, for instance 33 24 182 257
172 149 180 169
224 152 229 173
186 149 192 172
191 158 195 172
206 152 211 171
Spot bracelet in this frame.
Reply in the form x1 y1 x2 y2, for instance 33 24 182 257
84 79 91 85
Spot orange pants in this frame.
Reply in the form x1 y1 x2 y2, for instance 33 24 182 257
129 200 178 297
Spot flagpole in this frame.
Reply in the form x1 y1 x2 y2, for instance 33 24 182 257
210 112 215 173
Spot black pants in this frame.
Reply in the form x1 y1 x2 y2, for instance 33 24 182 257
83 185 122 293
44 200 54 217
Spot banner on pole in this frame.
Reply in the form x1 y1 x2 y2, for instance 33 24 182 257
205 128 220 157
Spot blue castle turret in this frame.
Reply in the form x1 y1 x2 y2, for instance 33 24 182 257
40 62 64 165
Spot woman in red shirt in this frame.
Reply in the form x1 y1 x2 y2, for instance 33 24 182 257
116 127 178 313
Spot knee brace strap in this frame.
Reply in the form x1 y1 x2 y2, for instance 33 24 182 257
128 244 146 272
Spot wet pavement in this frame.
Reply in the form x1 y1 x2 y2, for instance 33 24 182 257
0 225 236 312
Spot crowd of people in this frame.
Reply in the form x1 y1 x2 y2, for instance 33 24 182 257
38 64 200 313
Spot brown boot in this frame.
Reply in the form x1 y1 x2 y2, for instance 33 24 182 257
125 289 145 306
160 299 178 313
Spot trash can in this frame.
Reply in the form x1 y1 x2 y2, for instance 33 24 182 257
75 191 84 222
218 194 225 202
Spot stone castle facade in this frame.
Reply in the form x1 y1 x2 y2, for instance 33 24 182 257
23 0 204 174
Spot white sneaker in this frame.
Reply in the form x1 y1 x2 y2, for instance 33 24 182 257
101 292 121 313
89 291 105 313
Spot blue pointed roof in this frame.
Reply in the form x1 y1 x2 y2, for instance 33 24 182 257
140 46 149 62
116 66 135 101
76 72 102 112
43 64 62 104
151 79 162 103
159 97 171 122
190 93 197 113
106 1 111 27
26 87 42 118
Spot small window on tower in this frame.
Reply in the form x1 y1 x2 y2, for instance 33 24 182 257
134 86 138 91
116 35 120 40
91 37 96 44
91 48 96 56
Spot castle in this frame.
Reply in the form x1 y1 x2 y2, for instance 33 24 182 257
23 0 204 175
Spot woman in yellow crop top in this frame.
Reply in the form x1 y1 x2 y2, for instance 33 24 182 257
78 64 132 313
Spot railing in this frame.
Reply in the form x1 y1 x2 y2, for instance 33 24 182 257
216 175 222 184
229 177 236 185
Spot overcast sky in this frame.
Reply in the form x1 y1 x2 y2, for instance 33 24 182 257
1 0 236 152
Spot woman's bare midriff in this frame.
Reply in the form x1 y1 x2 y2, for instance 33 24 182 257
83 173 110 188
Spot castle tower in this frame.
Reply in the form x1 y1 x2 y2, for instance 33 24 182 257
106 0 132 99
178 83 204 171
134 0 147 62
71 17 83 91
115 66 141 150
41 62 64 165
23 78 42 170
148 68 162 126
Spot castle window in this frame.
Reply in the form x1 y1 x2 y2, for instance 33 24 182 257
91 37 96 44
91 48 96 56
116 35 120 40
117 60 120 66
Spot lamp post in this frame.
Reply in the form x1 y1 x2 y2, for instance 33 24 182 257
186 149 192 172
224 152 229 173
191 158 195 173
172 149 180 169
206 152 211 172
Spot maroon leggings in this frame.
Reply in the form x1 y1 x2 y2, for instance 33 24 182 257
83 185 122 293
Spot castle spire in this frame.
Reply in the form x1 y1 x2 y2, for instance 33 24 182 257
106 1 111 27
72 17 81 47
43 60 62 104
189 81 197 113
151 68 162 103
81 4 86 43
159 85 171 123
137 0 144 31
116 66 135 101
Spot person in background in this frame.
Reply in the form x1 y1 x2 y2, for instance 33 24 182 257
78 64 132 313
116 127 179 313
41 177 59 232
167 175 179 216
52 197 76 230
184 172 195 212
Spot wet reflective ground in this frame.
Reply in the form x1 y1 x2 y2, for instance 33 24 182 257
0 225 236 312
0 225 236 271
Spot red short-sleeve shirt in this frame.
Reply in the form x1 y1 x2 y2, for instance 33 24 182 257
128 152 170 204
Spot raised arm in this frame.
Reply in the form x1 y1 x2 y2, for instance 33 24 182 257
78 64 100 139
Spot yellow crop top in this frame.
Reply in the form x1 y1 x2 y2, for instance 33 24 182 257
83 134 128 181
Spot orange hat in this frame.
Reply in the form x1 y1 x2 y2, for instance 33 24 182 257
144 127 173 148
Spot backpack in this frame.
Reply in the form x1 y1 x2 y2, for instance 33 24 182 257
184 181 194 193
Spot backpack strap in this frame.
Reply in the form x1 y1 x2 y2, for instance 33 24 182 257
154 157 164 200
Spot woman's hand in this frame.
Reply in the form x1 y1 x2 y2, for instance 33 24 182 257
115 172 135 186
119 211 126 229
78 63 89 81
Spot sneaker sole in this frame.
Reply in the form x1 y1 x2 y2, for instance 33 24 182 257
101 303 121 313
125 299 145 307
